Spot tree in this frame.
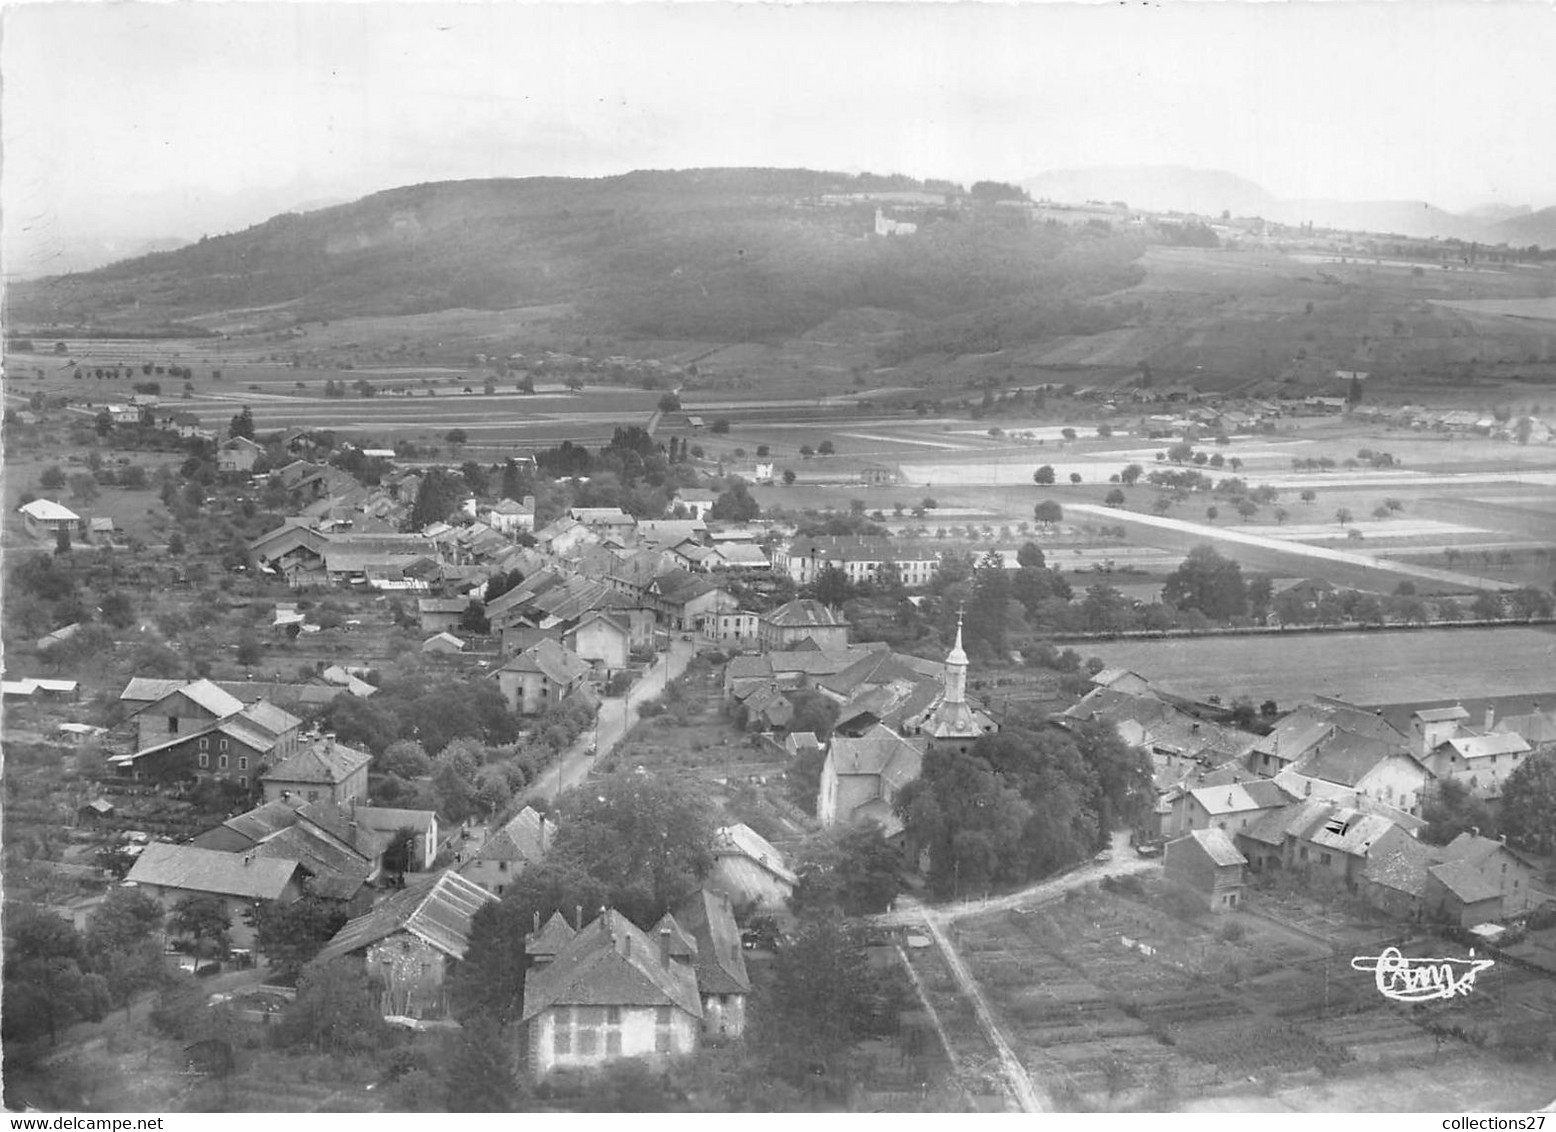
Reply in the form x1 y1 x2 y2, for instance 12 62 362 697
95 409 114 437
751 915 902 1090
248 897 347 981
444 428 468 455
511 775 717 924
967 549 1012 655
1120 463 1143 486
810 563 852 608
1033 464 1056 485
817 439 836 456
1205 505 1219 523
657 392 682 413
277 958 387 1053
3 908 86 1045
709 480 759 523
1104 488 1126 508
1016 541 1046 569
169 895 231 958
39 464 66 491
1069 472 1083 485
379 739 432 779
1335 507 1353 526
448 900 531 1027
1033 499 1063 525
235 633 263 668
791 824 904 916
67 472 99 506
1471 591 1504 620
410 467 462 529
459 599 490 635
1500 751 1556 856
228 406 255 440
1162 545 1247 621
99 590 136 629
1420 778 1497 846
896 749 1033 897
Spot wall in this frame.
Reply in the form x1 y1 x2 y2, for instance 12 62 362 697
529 1004 698 1078
364 932 448 1019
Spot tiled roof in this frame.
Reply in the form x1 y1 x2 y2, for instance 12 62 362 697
1361 833 1437 897
177 678 247 719
673 888 751 997
497 638 591 686
1189 780 1295 816
1415 706 1471 723
1297 807 1398 857
521 910 702 1022
238 700 302 737
126 842 299 901
263 738 371 786
474 806 553 865
1495 710 1556 746
526 911 577 958
1299 733 1400 787
828 725 924 790
762 599 848 628
1427 860 1503 905
1440 832 1541 871
1184 827 1247 868
314 869 497 964
714 824 798 885
1444 732 1530 760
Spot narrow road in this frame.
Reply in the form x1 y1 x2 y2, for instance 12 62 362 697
1065 502 1521 592
873 829 1154 928
520 637 695 803
917 909 1051 1113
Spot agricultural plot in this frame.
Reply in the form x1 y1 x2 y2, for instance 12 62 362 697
1086 626 1556 708
946 883 1556 1112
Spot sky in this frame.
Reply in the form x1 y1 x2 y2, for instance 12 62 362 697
4 1 1555 275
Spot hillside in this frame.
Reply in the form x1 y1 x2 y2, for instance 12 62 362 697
4 169 1148 362
1490 205 1556 248
1023 165 1275 218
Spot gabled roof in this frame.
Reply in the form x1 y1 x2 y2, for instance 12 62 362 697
1442 732 1530 760
827 724 924 792
1361 831 1438 897
1427 859 1503 905
713 824 798 886
496 638 591 686
1182 826 1247 868
520 909 702 1022
314 870 497 964
473 806 553 865
1298 732 1408 788
1415 706 1471 723
1188 779 1295 816
175 678 248 720
1440 832 1542 871
1495 709 1556 746
673 889 751 997
238 699 302 738
762 599 848 629
263 738 372 786
1296 806 1398 857
526 911 577 959
126 842 300 901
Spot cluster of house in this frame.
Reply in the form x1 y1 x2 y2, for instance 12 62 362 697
124 746 796 1077
721 608 999 840
107 675 377 791
1068 669 1555 925
1354 404 1555 442
16 498 125 546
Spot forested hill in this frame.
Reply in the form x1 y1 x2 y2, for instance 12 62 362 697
7 168 1148 357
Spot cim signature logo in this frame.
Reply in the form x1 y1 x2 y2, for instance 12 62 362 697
1350 946 1494 1003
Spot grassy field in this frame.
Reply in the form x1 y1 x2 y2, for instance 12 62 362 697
1086 626 1556 708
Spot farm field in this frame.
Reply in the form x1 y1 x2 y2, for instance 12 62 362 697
944 880 1556 1112
1085 625 1556 708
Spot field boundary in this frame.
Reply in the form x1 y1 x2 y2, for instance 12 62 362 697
1047 615 1556 644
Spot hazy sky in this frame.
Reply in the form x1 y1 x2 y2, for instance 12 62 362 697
4 1 1555 272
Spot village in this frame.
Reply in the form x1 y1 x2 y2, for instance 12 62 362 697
4 359 1556 1113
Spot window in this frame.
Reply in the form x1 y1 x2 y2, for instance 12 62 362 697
1299 846 1308 861
218 755 228 770
1320 852 1332 867
499 861 509 873
199 737 209 751
553 1008 573 1055
168 716 179 734
219 739 229 753
198 752 209 768
308 791 319 802
238 757 247 770
239 776 248 789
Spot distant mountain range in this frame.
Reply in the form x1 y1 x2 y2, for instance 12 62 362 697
1022 164 1556 246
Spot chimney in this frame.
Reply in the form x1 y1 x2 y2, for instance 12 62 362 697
660 926 672 969
1484 706 1495 732
575 904 583 930
1470 826 1480 839
533 911 541 933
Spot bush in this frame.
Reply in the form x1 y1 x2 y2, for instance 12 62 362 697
1217 920 1246 943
